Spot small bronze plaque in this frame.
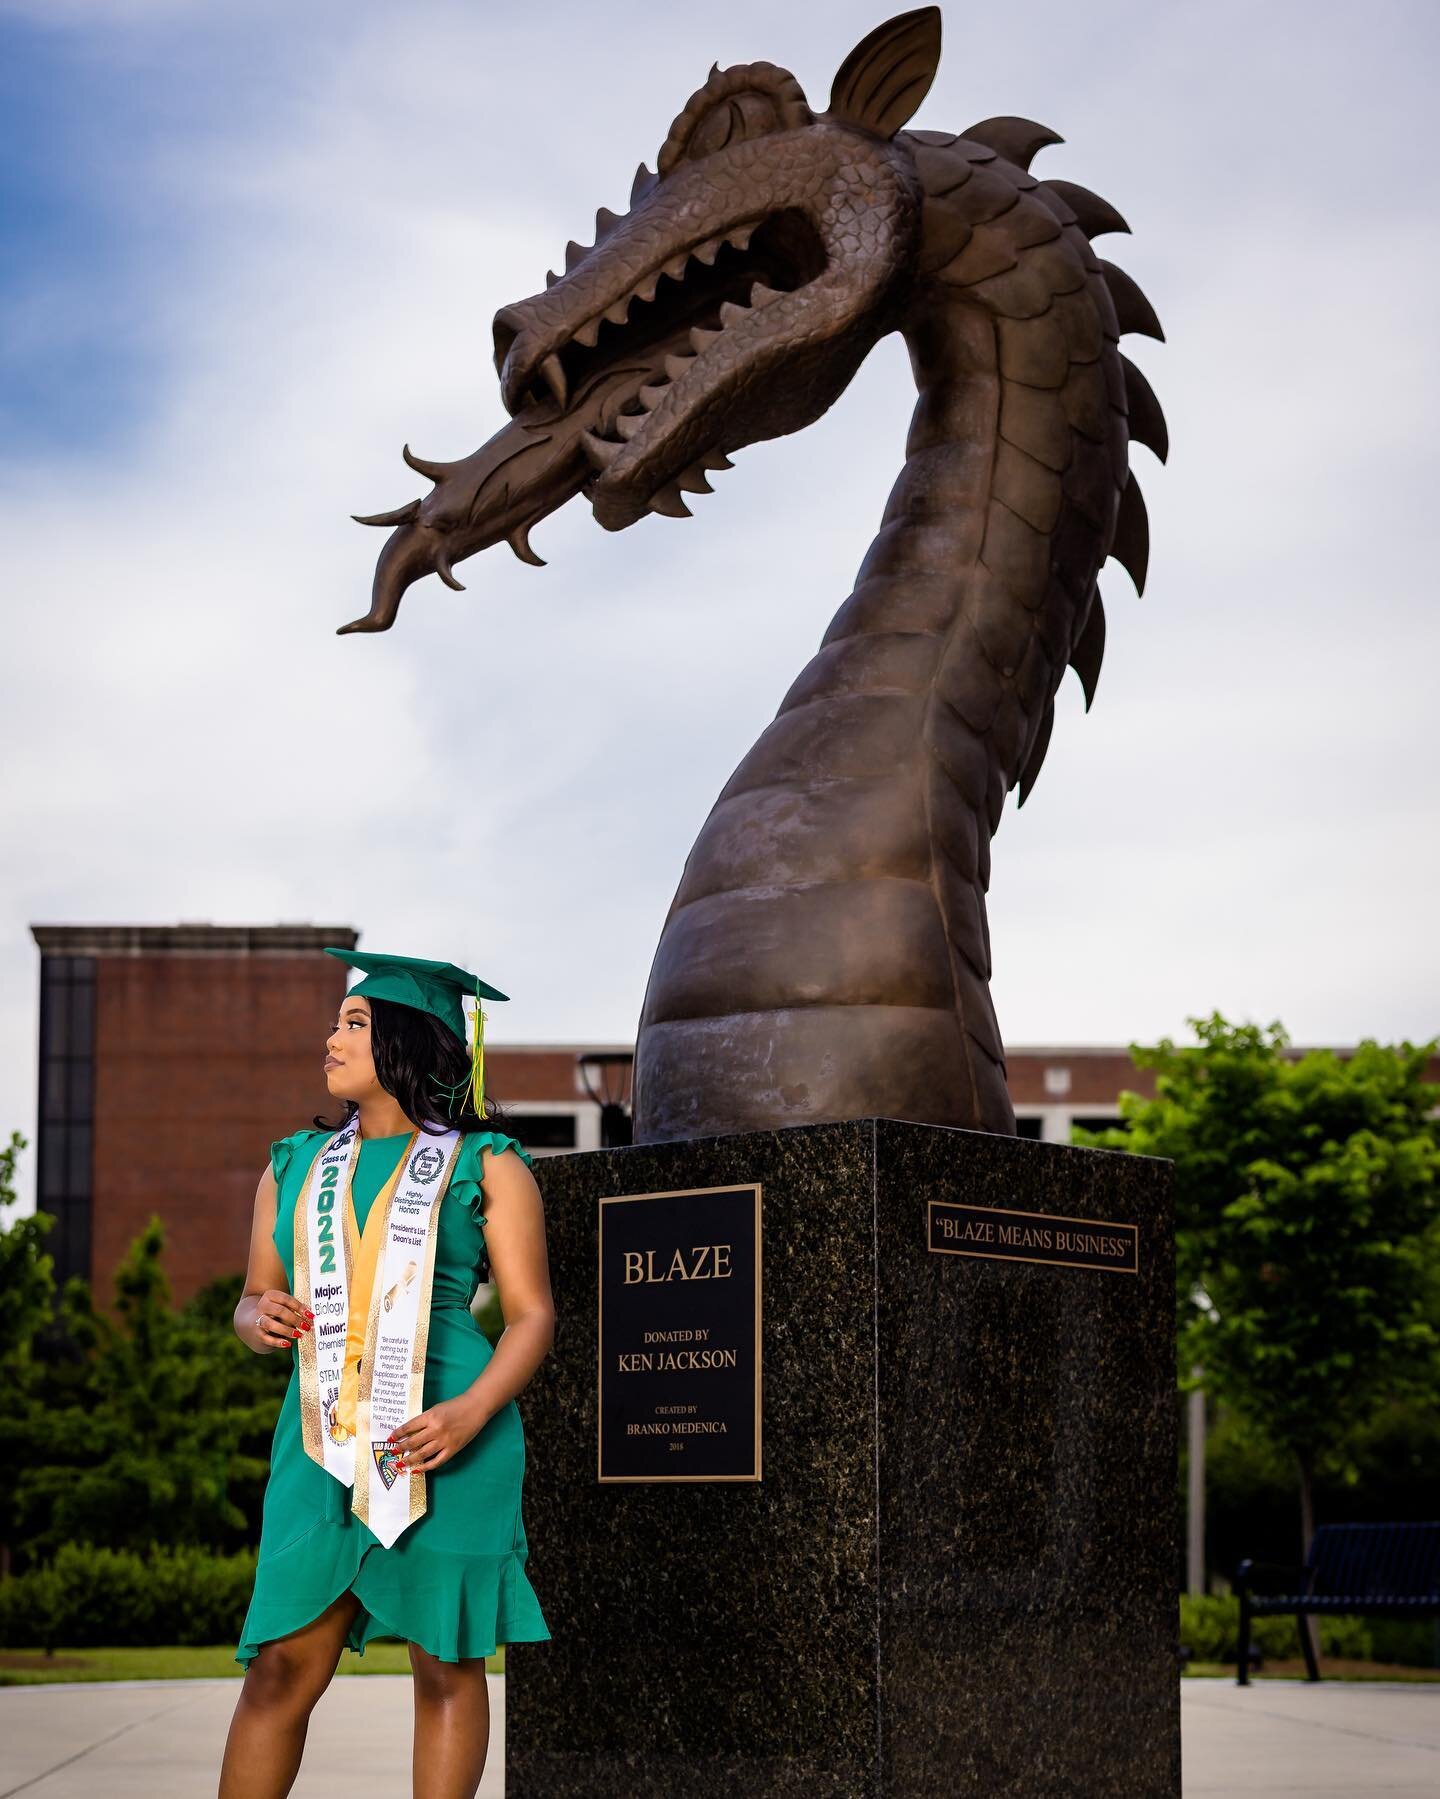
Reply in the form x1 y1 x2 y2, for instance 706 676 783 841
928 1201 1138 1275
598 1183 762 1482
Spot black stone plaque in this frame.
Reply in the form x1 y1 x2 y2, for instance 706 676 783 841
928 1200 1139 1274
597 1183 762 1482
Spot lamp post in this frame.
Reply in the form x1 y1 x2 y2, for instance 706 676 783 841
577 1051 634 1149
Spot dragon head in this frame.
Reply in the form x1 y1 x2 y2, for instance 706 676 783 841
345 9 943 632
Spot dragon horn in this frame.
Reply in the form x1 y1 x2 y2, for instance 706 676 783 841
352 499 421 528
402 443 450 482
435 548 467 592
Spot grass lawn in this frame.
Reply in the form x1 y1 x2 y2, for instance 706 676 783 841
0 1642 506 1685
1185 1658 1440 1683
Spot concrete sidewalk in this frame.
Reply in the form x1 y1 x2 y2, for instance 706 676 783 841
0 1675 504 1797
1 1674 1437 1794
1182 1679 1440 1796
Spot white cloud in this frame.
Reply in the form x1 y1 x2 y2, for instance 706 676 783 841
3 0 1438 1206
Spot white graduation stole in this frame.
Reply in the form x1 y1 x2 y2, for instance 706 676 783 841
293 1121 463 1547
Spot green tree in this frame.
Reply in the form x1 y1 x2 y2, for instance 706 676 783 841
1074 1014 1440 1555
9 1216 289 1567
0 1133 51 1366
0 1133 54 1574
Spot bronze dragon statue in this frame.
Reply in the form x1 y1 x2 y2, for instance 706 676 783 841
348 7 1166 1144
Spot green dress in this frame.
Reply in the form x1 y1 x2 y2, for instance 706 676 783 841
235 1126 552 1667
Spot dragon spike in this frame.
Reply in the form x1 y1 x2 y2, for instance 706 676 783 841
649 482 691 518
565 238 589 271
1121 355 1169 463
630 161 657 206
508 522 546 567
1110 475 1149 595
352 499 421 528
402 443 449 482
595 205 623 238
1098 260 1164 341
1016 694 1055 806
1068 586 1106 710
1040 180 1130 238
434 549 466 592
545 268 559 289
960 115 1063 170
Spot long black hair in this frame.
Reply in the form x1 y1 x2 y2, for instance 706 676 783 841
316 995 508 1136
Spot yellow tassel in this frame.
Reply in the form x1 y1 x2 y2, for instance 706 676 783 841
470 991 487 1120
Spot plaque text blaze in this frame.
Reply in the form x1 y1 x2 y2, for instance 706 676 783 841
928 1200 1139 1274
598 1183 762 1482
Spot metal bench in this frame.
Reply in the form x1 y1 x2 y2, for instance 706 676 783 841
1236 1520 1440 1684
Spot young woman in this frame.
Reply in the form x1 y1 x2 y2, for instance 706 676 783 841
219 949 554 1799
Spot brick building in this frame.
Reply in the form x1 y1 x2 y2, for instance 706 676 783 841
32 925 357 1303
30 923 1438 1306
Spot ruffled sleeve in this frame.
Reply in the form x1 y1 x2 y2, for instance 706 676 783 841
450 1128 536 1229
269 1126 326 1196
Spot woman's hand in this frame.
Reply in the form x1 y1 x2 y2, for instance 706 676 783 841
252 1289 313 1351
235 1167 313 1355
387 1396 488 1474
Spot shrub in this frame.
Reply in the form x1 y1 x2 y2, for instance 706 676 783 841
0 1541 257 1649
1180 1594 1372 1664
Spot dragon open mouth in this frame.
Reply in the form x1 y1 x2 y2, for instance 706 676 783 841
493 209 829 522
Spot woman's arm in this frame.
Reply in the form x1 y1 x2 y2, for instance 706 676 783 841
391 1145 555 1473
233 1165 314 1355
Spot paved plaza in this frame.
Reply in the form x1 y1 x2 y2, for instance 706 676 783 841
1 1676 1438 1795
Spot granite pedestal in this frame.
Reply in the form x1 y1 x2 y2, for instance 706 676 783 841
508 1119 1179 1796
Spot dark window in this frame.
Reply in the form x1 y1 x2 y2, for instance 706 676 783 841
1071 1114 1127 1135
35 956 96 1287
511 1112 579 1150
1014 1115 1044 1140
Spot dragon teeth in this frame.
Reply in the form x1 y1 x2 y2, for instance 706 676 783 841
635 274 659 304
638 382 669 409
718 299 749 328
749 282 782 307
580 428 622 469
694 238 722 266
689 326 721 353
677 465 713 495
604 297 631 325
728 223 755 251
663 254 688 280
663 352 695 382
539 353 568 410
575 318 601 348
615 412 645 440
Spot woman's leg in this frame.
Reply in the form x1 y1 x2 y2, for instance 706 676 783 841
409 1640 492 1798
218 1590 363 1798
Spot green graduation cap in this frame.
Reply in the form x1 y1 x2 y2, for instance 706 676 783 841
324 948 510 1117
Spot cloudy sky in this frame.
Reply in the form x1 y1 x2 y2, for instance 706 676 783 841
3 0 1437 1195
